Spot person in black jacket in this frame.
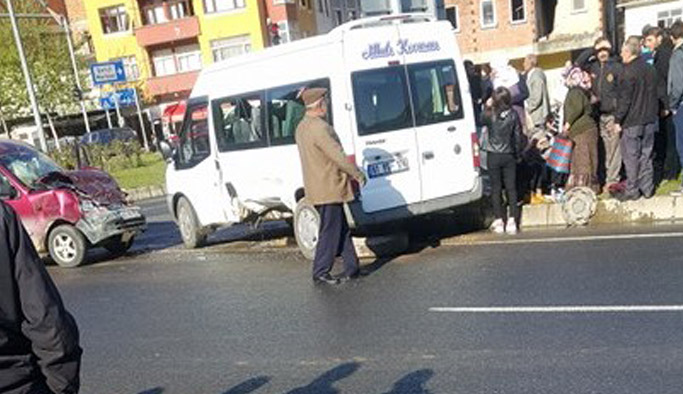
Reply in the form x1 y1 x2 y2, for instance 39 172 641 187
482 87 523 235
614 36 659 201
588 38 624 191
645 26 679 182
0 201 81 394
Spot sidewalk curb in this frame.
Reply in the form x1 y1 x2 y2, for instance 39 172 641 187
522 195 683 227
125 185 166 202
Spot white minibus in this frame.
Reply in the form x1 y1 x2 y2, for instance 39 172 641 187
161 13 483 258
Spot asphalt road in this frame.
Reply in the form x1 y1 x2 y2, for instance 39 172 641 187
47 199 683 393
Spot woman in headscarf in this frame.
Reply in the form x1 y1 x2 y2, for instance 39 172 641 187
563 66 600 192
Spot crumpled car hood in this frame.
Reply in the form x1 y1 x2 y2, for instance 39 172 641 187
38 169 126 205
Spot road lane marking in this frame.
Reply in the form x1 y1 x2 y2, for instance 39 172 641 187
429 305 683 313
446 231 683 246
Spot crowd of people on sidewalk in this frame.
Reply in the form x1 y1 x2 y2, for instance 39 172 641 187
469 21 683 234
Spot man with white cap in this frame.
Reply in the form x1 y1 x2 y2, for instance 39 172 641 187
295 87 367 285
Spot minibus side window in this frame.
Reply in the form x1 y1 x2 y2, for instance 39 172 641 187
408 60 464 126
266 79 331 146
352 67 413 136
213 93 266 152
177 103 210 168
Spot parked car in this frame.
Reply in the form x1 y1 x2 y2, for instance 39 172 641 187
0 139 147 267
47 136 77 151
80 127 138 145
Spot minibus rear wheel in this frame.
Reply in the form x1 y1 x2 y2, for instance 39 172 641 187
294 198 319 261
177 196 207 249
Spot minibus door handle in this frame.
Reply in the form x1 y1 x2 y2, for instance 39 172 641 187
423 151 435 161
447 126 457 132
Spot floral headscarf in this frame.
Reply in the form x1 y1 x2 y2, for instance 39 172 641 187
565 66 591 90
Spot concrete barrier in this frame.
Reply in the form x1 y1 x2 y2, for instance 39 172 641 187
522 196 683 227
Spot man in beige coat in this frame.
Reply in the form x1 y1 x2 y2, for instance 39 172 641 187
295 88 366 284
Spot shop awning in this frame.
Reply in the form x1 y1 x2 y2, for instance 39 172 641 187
163 101 187 124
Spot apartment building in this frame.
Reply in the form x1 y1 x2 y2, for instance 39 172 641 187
444 0 607 94
618 0 683 38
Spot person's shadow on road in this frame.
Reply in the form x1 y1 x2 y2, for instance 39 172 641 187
221 376 270 394
382 369 434 394
285 362 359 394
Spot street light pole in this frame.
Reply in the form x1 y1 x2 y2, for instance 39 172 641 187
62 16 91 133
6 0 47 151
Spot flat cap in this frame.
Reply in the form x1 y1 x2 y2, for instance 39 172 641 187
301 88 328 106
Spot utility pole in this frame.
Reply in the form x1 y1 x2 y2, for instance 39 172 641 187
62 16 90 133
6 0 47 152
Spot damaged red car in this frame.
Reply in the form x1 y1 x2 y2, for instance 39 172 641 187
0 140 146 267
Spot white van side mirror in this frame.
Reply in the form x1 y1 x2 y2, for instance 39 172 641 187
159 140 174 162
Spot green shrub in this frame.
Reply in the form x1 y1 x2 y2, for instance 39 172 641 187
49 141 146 173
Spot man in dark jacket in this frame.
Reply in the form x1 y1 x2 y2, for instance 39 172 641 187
589 38 623 190
669 21 683 195
0 201 81 393
645 26 679 182
614 36 659 201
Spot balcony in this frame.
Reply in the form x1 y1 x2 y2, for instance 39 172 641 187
135 16 200 47
146 70 199 97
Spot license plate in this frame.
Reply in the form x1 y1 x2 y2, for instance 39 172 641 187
367 156 409 179
120 209 141 220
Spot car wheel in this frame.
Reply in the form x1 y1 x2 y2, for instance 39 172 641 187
103 236 135 256
48 224 87 268
177 196 206 249
293 198 319 261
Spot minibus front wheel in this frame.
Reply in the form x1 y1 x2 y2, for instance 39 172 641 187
294 198 319 260
176 196 207 249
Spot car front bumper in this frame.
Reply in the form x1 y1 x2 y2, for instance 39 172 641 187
77 205 147 245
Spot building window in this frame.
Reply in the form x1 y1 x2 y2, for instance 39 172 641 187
348 10 357 20
99 5 129 34
143 0 193 24
325 0 330 17
152 49 177 76
113 56 140 81
211 35 251 63
480 0 496 28
277 21 290 43
657 8 683 28
571 0 586 13
176 44 202 72
446 6 459 31
335 9 342 25
152 44 201 77
203 0 245 14
510 0 525 23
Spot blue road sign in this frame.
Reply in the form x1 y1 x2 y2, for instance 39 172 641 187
91 61 127 85
100 88 136 110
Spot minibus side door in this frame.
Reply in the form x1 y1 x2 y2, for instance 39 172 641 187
171 99 235 226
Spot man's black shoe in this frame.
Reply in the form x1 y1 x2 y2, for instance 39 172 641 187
336 273 360 283
614 192 639 202
313 274 340 285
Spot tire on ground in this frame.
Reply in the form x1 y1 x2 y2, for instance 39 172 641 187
293 198 319 261
48 224 88 268
176 196 207 249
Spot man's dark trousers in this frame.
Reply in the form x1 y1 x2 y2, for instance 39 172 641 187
313 204 359 279
621 122 657 197
675 107 683 185
660 114 681 180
